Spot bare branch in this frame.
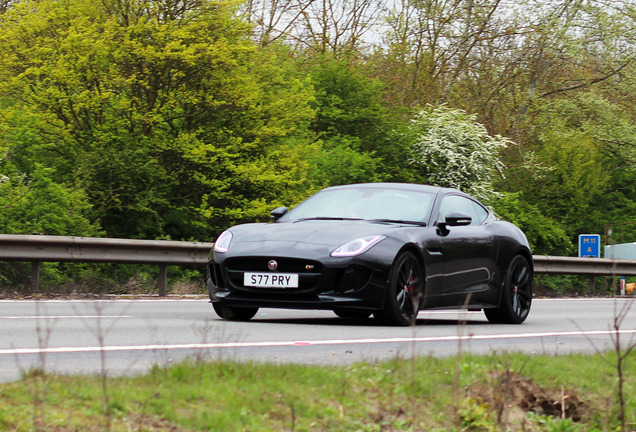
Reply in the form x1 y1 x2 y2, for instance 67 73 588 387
539 56 635 98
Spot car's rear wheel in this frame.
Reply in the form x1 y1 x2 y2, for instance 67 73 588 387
375 251 423 326
212 303 259 321
485 255 533 324
333 309 372 320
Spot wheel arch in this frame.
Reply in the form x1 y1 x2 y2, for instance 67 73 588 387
512 248 534 279
486 250 534 324
374 244 427 325
395 243 427 278
492 247 533 308
394 243 427 308
495 242 534 287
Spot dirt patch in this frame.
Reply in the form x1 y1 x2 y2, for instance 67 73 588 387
466 371 589 428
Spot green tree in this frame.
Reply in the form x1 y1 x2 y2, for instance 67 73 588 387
306 57 412 186
0 0 316 240
0 164 100 236
310 58 389 150
503 95 617 243
0 99 100 236
490 192 572 256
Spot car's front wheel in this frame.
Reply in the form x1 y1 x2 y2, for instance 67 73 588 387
485 255 533 324
374 251 424 326
212 303 259 321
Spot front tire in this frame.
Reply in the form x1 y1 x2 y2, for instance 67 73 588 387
374 251 424 326
485 255 533 324
212 303 259 321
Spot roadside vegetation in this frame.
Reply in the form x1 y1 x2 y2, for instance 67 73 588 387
0 352 633 431
0 1 635 292
1 5 634 430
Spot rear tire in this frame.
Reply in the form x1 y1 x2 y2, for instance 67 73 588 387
485 255 533 324
374 251 424 326
212 303 259 321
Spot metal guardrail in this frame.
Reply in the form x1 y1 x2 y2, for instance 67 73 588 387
0 234 214 296
0 234 213 264
532 255 636 295
2 234 636 295
533 255 636 276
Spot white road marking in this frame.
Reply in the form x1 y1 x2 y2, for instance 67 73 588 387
0 298 626 304
1 316 132 320
0 298 208 303
1 329 634 356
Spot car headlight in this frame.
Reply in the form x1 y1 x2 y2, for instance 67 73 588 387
331 235 386 257
213 230 233 253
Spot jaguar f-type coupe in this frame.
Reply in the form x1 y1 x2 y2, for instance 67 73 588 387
207 183 533 326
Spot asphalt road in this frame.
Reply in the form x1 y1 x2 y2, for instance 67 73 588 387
1 298 635 382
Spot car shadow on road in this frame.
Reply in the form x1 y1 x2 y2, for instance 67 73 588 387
250 316 491 327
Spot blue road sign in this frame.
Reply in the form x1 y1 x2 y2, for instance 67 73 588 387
579 234 601 258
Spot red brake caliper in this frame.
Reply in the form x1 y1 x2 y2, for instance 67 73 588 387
404 272 414 292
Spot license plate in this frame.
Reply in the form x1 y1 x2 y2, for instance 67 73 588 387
244 272 299 288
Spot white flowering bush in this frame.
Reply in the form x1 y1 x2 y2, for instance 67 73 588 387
408 105 513 201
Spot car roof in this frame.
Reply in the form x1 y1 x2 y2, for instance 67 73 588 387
323 183 460 195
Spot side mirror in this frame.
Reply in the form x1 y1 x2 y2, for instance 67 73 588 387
444 212 472 227
270 207 288 221
436 212 472 236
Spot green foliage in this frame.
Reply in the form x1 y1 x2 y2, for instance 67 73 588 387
0 97 100 237
308 137 382 187
309 58 390 150
459 398 498 431
0 0 317 241
524 97 610 229
0 165 100 237
490 193 572 256
499 92 634 256
596 169 636 245
525 413 589 432
306 57 409 185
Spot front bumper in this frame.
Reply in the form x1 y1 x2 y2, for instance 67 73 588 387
207 256 389 311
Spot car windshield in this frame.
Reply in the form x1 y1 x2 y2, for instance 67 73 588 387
281 187 435 224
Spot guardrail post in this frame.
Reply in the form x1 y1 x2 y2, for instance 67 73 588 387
587 275 595 296
31 261 40 291
158 265 167 297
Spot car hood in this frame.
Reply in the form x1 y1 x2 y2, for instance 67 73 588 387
228 220 400 247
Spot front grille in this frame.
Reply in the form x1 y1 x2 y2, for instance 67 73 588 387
224 257 323 291
226 257 322 273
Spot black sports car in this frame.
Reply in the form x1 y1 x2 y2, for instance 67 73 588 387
207 183 533 326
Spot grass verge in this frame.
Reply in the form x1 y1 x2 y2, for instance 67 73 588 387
0 352 633 431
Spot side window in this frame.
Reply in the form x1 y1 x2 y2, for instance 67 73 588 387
472 201 489 224
437 195 481 226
